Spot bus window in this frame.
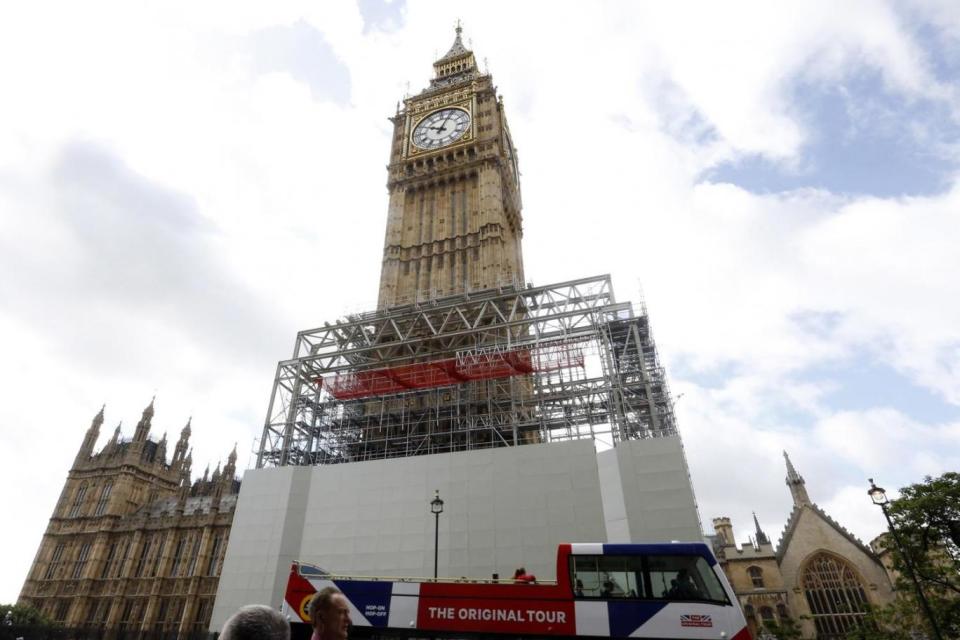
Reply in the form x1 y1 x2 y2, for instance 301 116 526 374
571 556 645 599
646 555 728 604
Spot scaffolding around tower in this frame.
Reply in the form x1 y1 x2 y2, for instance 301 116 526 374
256 274 678 468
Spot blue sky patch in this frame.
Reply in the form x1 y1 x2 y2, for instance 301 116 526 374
795 358 960 424
247 21 351 105
708 68 959 198
357 0 406 34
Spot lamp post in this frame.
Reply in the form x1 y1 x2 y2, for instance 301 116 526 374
430 489 444 580
867 479 943 640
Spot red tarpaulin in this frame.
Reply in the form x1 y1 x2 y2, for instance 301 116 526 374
321 343 584 400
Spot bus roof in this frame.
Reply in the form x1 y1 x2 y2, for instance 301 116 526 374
569 543 717 565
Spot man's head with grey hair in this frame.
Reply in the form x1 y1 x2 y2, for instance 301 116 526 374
220 604 290 640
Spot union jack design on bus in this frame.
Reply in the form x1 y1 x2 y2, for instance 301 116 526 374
282 543 749 640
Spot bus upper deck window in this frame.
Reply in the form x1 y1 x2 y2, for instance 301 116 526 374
646 555 728 604
571 555 645 599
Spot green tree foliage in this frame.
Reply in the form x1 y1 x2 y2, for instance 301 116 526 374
0 603 56 626
869 472 960 639
761 617 803 640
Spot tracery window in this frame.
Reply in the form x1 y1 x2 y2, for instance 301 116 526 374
747 565 764 588
101 543 117 579
45 543 66 580
71 542 92 579
206 534 223 576
94 482 113 516
68 484 88 518
801 553 869 639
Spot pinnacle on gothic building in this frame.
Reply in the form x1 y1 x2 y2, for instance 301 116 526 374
75 405 105 465
133 396 155 442
783 450 811 507
752 511 770 545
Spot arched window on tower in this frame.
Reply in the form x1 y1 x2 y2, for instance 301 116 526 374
801 553 870 639
94 481 113 517
68 484 88 518
759 606 775 623
747 566 764 588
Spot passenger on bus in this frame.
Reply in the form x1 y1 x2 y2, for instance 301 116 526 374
513 567 536 583
600 580 615 598
666 569 703 600
574 579 585 597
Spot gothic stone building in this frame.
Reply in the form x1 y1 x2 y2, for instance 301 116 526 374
711 453 896 640
18 401 239 639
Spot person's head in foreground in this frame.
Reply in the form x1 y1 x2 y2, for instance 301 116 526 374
220 604 290 640
309 586 352 640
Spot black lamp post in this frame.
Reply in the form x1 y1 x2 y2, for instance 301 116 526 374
430 489 444 580
868 479 943 640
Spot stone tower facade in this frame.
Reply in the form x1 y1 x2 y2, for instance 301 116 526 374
377 26 524 308
18 402 239 639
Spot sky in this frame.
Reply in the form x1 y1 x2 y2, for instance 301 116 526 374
1 0 959 602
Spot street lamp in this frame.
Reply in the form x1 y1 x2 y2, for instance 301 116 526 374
868 479 943 640
430 489 444 580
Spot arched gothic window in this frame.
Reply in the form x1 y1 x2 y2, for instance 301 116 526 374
759 606 775 622
747 566 764 588
801 553 869 639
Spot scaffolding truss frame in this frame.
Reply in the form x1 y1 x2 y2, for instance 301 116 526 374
256 274 678 468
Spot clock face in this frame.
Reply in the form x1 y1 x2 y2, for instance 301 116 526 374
412 108 471 150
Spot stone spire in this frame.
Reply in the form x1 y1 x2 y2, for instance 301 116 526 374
430 22 478 85
155 431 167 464
172 417 191 467
74 405 105 466
439 21 468 61
222 443 237 483
784 450 811 507
753 511 770 545
133 397 155 442
105 422 122 453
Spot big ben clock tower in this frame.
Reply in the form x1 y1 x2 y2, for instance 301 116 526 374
377 26 524 308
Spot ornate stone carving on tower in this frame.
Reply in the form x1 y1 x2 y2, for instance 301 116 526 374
378 26 524 308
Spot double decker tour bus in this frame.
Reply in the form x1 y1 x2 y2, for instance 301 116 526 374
282 543 749 640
